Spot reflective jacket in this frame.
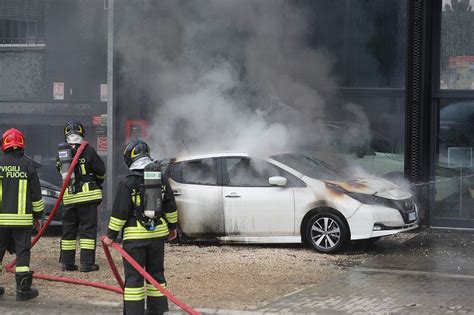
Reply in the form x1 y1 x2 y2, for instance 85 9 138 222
0 150 44 227
61 143 106 206
107 171 178 242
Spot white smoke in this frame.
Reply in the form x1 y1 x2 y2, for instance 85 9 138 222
116 0 371 159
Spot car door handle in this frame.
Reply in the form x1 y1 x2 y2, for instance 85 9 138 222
173 190 181 196
225 192 241 198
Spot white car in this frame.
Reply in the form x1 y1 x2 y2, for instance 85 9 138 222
167 152 418 253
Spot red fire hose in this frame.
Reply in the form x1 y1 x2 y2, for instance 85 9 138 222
5 140 200 314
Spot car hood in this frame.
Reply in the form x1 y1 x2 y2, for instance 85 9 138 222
324 178 412 200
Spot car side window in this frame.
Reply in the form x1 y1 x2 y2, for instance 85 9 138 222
171 159 218 185
225 157 281 187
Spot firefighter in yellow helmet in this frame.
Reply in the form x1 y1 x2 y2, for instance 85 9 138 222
0 128 43 301
58 120 106 272
103 139 178 315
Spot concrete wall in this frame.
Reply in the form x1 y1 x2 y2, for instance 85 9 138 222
0 51 45 100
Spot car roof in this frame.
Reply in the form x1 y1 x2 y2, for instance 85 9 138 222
175 152 250 162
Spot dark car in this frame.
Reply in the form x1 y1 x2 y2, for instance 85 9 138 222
39 178 62 224
36 164 63 225
439 101 474 156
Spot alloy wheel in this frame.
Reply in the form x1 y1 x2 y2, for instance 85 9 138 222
310 217 341 250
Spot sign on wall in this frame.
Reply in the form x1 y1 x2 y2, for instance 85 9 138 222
53 82 64 100
100 84 108 102
97 136 108 156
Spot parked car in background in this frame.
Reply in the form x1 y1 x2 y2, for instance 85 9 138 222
166 152 418 253
36 164 63 225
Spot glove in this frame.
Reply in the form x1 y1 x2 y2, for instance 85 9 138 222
102 236 114 247
167 229 177 241
33 219 42 232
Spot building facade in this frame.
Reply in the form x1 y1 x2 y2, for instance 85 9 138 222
1 0 473 229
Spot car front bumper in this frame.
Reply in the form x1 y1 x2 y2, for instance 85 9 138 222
347 203 418 240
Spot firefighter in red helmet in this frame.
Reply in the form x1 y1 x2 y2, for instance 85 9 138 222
0 128 44 301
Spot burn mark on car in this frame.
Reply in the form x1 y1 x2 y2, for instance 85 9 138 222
325 180 369 194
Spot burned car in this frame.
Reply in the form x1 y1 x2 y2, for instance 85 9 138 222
167 152 418 253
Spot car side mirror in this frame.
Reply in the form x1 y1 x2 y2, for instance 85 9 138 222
269 176 287 187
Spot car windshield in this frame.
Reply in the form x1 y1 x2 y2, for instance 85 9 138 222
271 153 346 181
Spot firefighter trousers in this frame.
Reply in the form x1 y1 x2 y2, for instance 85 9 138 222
123 239 168 315
0 227 32 273
60 202 98 265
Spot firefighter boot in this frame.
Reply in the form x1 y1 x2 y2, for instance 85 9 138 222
146 296 169 315
15 272 39 301
0 286 5 296
80 264 100 272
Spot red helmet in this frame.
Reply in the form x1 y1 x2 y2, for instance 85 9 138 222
2 128 25 152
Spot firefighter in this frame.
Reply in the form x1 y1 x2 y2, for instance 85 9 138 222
0 128 43 301
58 120 106 272
103 139 178 315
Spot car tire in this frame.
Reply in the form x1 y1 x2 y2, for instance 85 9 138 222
305 212 349 254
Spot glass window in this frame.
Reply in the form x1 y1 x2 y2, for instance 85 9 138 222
440 0 474 90
307 0 407 88
171 159 217 185
434 99 474 225
0 0 46 46
225 158 282 187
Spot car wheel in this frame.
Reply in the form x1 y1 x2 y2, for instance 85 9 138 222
305 212 348 253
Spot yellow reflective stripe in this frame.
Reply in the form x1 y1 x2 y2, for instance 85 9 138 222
63 195 103 203
124 287 145 301
0 214 33 218
146 283 166 297
165 211 178 223
80 238 96 249
108 216 127 231
63 190 102 199
16 266 30 272
96 174 105 179
123 230 169 241
0 213 33 226
32 199 44 212
61 239 77 250
136 195 141 206
18 179 27 215
0 220 33 226
62 190 102 205
80 164 87 175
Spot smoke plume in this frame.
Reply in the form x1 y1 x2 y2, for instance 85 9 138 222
116 0 371 159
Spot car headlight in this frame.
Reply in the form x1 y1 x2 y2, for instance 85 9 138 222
41 187 60 198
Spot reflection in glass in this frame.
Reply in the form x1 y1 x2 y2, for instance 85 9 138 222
435 99 474 224
440 0 474 90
